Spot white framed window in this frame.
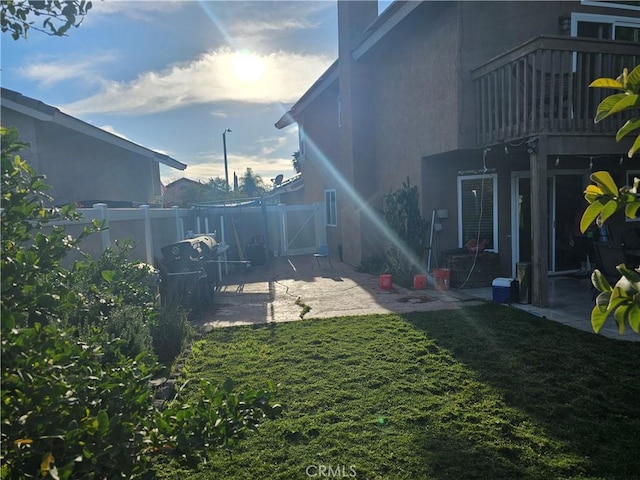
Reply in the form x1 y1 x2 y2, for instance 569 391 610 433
325 189 337 227
571 12 640 42
457 174 498 251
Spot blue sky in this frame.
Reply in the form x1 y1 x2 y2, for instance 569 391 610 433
1 0 365 186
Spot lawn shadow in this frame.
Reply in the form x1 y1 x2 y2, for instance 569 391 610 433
402 303 640 479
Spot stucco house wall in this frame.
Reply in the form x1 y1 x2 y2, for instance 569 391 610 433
2 88 186 207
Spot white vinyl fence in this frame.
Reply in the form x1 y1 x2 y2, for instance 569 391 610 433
47 201 326 270
48 203 193 267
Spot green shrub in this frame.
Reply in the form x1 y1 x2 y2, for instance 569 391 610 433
1 127 99 329
68 241 159 327
1 127 281 478
151 306 192 365
81 304 156 363
383 178 429 286
1 323 159 479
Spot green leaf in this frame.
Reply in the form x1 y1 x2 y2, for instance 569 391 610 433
581 201 603 233
607 93 639 118
101 270 115 282
591 269 612 293
589 78 625 90
590 171 619 196
628 304 640 333
222 377 234 393
616 117 640 142
594 290 612 311
626 64 640 92
591 305 609 333
97 410 109 434
625 201 640 219
594 93 627 122
629 134 640 158
613 305 627 334
599 199 620 224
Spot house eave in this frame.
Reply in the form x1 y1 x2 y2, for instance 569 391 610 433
275 62 339 129
353 1 423 61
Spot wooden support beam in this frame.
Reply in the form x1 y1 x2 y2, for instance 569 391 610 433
529 136 549 307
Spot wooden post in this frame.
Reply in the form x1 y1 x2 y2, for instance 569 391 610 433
529 136 549 307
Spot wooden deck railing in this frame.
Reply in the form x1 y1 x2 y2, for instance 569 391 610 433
471 35 639 147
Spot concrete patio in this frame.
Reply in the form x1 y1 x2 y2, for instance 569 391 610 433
200 255 638 342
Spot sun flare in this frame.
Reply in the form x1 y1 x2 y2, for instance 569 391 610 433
231 51 266 84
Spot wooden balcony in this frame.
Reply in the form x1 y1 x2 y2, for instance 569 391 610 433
471 35 639 148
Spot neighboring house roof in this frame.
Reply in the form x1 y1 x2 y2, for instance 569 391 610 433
1 87 187 171
165 177 203 189
263 173 304 200
275 1 421 129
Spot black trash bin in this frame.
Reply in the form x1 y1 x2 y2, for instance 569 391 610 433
516 262 532 304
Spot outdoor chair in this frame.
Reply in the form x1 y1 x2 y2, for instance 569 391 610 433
313 243 333 270
593 241 627 284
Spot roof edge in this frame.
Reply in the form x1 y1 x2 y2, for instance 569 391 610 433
1 87 187 171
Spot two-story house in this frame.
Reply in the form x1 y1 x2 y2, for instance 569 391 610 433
2 88 187 207
276 0 640 306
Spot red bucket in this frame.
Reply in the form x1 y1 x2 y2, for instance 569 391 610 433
379 274 393 290
432 268 451 291
413 274 427 290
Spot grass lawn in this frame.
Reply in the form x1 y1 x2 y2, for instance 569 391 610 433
154 303 640 480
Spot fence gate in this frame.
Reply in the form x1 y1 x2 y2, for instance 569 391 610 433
278 203 325 256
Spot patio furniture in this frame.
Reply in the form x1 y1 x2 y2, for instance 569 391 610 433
441 251 499 288
592 241 626 284
313 243 333 270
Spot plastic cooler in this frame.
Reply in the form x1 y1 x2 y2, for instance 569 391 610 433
492 277 514 303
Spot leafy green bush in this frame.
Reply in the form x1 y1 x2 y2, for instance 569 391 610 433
151 306 192 365
68 241 159 326
1 322 159 479
383 178 429 286
0 127 99 329
1 323 280 479
1 126 281 478
85 304 156 363
151 378 282 464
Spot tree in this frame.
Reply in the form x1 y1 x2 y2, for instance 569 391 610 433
292 150 302 174
207 176 231 195
1 0 92 40
238 167 266 197
581 65 640 335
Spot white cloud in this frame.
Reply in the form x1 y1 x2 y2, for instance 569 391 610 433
18 54 115 86
60 48 332 115
229 17 320 37
84 0 186 23
99 124 131 141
